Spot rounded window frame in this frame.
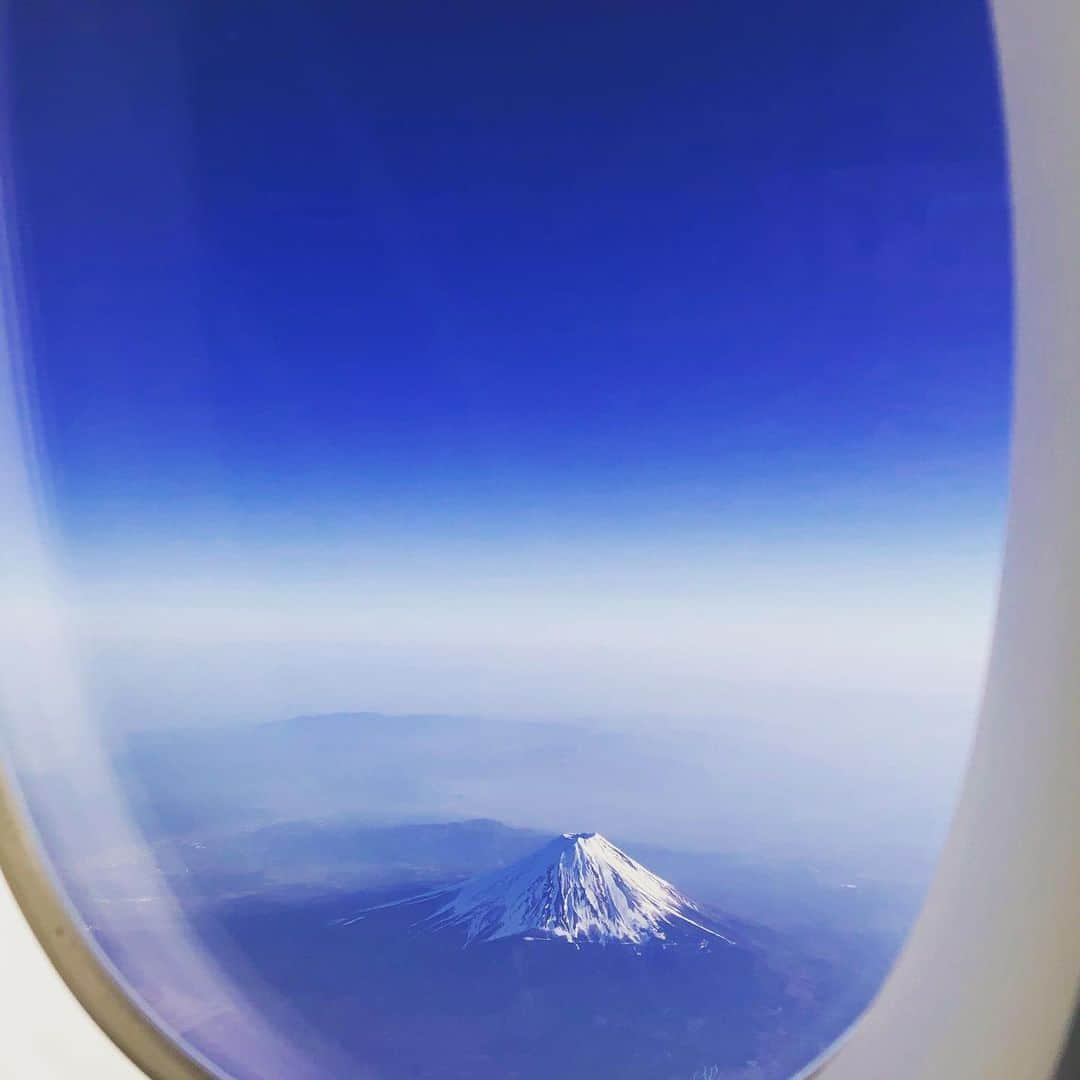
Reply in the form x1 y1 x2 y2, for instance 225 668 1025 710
2 2 1079 1077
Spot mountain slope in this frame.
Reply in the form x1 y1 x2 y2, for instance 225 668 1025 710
348 831 736 946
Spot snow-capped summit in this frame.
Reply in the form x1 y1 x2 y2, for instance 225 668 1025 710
413 831 733 946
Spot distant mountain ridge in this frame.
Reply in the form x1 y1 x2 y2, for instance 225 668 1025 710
108 710 949 888
344 831 736 947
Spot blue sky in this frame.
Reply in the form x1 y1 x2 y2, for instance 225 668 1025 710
7 0 1010 809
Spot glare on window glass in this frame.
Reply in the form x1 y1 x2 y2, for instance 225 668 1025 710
0 2 1010 1078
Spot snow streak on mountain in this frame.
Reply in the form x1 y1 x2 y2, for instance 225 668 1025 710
347 832 736 946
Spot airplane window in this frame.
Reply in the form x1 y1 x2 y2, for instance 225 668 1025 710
1 2 1011 1078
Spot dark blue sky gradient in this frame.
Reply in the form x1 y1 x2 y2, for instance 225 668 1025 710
9 0 1010 552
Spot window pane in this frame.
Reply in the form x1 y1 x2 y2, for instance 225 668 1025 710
2 2 1010 1078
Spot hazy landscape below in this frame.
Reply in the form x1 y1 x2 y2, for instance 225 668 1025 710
13 708 946 1078
57 813 908 1080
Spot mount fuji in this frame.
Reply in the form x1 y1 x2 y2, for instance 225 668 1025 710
342 831 735 947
